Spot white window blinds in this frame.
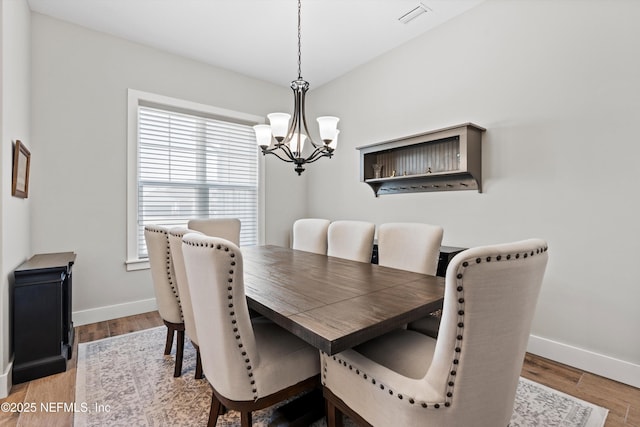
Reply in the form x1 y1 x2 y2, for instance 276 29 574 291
137 105 258 258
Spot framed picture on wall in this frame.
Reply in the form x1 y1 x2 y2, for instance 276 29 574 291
12 140 31 198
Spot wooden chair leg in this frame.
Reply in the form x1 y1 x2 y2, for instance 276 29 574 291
326 399 343 427
240 411 252 427
164 325 174 355
195 346 203 379
173 329 185 377
207 394 222 427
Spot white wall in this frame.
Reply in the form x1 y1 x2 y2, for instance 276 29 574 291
307 0 640 386
0 0 32 397
24 0 640 389
29 13 306 325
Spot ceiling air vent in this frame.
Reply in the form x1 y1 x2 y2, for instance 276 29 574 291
398 3 431 24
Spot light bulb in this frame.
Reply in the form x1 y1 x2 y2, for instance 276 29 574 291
267 113 291 142
289 133 307 156
328 130 339 150
253 124 272 148
317 116 340 144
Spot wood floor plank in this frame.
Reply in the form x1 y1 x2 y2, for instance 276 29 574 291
520 356 630 427
135 311 163 330
521 353 583 390
76 320 110 344
579 373 640 406
606 417 632 427
107 316 139 337
627 404 640 427
17 373 75 427
0 383 27 426
575 373 640 427
16 329 79 427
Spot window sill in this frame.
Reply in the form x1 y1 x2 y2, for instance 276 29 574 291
125 259 150 271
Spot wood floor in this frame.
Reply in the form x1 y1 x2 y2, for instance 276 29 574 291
1 311 638 427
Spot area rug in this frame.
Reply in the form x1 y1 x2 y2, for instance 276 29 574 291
74 327 608 427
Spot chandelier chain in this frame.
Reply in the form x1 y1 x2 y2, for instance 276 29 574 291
297 0 302 79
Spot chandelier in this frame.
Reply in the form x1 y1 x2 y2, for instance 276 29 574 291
253 0 339 175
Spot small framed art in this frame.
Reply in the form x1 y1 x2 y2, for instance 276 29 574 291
12 140 31 198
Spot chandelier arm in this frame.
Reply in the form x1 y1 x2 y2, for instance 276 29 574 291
262 148 296 163
304 146 326 162
304 148 333 164
277 139 299 161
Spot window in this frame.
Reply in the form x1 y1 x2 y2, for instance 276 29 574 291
127 90 264 270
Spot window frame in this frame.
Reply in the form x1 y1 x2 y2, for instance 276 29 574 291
126 89 265 271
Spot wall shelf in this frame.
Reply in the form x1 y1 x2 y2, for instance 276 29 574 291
357 123 485 197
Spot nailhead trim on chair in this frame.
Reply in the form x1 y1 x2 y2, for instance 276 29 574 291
322 244 549 410
183 239 258 400
145 226 183 321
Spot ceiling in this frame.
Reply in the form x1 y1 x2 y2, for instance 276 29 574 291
27 0 483 89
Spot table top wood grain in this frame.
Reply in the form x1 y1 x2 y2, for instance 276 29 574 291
242 245 444 355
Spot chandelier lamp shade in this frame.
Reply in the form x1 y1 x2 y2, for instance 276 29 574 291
253 0 340 175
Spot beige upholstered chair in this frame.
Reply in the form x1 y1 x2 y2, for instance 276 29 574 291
168 219 242 379
377 222 444 338
292 218 331 254
377 222 444 275
322 239 549 427
327 220 375 263
182 234 321 427
168 227 204 379
144 225 185 377
188 218 241 245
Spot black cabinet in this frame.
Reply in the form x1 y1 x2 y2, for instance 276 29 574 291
437 246 466 277
12 252 76 384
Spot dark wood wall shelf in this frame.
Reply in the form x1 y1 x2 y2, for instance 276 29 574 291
12 252 76 384
357 123 485 197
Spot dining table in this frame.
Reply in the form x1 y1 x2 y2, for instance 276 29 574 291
242 245 445 356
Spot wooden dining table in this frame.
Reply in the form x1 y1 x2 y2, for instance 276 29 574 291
242 245 445 355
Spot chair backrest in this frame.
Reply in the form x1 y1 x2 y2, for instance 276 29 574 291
144 225 182 324
377 222 444 275
187 218 241 246
425 239 548 426
292 218 330 254
168 227 203 346
182 234 259 401
327 220 375 263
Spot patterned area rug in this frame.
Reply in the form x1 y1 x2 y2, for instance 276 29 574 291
74 327 608 427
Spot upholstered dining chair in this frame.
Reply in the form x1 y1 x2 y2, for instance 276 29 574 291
188 218 241 245
168 227 204 379
321 239 549 427
168 219 242 379
292 218 331 254
377 222 444 339
377 222 444 275
327 220 375 263
144 225 185 378
181 234 321 427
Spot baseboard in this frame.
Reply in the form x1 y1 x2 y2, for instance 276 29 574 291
72 298 157 326
0 360 13 399
528 334 640 389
